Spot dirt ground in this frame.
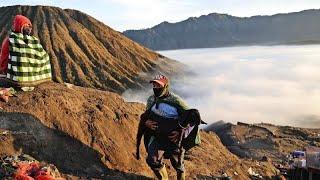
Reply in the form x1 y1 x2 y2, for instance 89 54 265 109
0 82 277 179
208 122 320 164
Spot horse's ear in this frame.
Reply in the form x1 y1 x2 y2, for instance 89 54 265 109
195 110 207 124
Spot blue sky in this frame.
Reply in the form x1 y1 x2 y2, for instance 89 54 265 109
2 0 320 31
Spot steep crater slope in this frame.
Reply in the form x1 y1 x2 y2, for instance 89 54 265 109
0 5 182 93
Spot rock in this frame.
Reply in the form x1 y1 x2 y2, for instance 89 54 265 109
248 167 263 179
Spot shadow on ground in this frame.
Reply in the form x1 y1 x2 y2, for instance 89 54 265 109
0 111 151 179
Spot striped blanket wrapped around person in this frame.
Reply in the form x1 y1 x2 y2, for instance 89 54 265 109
6 32 51 87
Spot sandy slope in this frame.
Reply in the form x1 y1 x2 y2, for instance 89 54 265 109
0 82 276 179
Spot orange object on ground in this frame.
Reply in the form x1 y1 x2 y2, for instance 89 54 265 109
13 162 55 180
0 88 14 102
35 175 55 180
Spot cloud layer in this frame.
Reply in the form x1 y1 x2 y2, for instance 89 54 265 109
123 45 320 128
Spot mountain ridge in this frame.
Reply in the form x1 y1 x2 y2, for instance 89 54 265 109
130 9 320 30
124 9 320 50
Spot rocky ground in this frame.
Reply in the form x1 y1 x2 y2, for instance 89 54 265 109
0 82 278 179
206 121 320 163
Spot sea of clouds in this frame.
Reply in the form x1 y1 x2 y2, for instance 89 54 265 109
122 45 320 128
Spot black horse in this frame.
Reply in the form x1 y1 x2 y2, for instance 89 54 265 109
136 109 206 160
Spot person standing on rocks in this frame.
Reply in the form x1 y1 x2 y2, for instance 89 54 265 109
0 15 51 91
141 74 198 180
